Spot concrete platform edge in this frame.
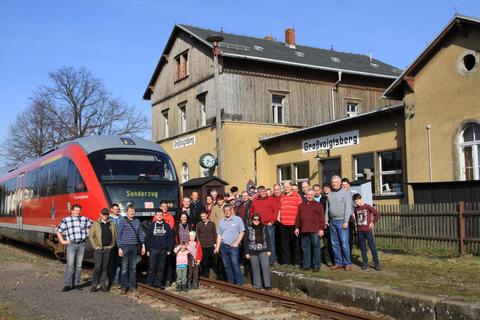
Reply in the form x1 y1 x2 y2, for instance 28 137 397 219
270 270 480 320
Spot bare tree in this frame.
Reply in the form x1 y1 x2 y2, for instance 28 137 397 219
3 66 149 166
3 102 61 167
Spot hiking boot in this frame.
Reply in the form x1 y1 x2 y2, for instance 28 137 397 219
330 265 342 270
264 286 272 291
344 265 352 271
90 285 97 292
120 288 128 295
176 285 182 292
312 267 320 272
374 266 381 271
62 286 72 292
182 284 188 292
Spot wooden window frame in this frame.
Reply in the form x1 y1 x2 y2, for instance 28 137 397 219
378 149 403 195
161 109 169 138
175 51 189 82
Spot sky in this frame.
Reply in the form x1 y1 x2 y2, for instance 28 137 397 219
0 0 479 151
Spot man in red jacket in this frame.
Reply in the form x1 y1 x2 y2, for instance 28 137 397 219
295 190 325 272
277 181 303 266
251 186 277 265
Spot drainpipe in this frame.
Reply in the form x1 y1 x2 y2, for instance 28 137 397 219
253 145 262 185
331 71 342 120
426 124 432 182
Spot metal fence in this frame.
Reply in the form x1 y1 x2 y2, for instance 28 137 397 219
373 202 480 255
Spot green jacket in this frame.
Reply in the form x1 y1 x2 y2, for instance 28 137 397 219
89 220 117 249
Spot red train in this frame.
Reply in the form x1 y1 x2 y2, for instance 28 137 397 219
0 136 180 257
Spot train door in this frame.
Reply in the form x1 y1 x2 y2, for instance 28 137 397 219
16 173 25 231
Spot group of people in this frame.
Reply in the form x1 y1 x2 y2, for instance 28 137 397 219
56 176 381 294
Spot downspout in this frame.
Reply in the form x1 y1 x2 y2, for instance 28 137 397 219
254 145 262 185
426 124 433 182
331 71 342 120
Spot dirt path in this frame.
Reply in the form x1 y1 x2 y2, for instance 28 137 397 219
0 242 182 320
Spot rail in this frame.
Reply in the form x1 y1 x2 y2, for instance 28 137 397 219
137 283 250 320
199 277 382 320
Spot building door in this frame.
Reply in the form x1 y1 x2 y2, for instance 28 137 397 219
319 158 341 185
16 173 25 231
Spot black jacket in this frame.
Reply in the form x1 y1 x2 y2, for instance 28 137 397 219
190 201 205 227
145 221 174 251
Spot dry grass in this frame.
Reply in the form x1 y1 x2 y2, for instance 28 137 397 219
283 249 480 301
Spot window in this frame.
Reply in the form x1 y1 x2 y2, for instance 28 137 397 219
199 166 211 178
179 103 187 133
0 178 16 216
295 162 309 185
181 162 189 183
272 95 284 124
278 164 292 184
354 153 375 193
161 109 169 138
457 51 478 74
198 94 207 127
379 150 403 195
346 101 358 117
175 51 188 80
459 123 480 180
88 150 176 182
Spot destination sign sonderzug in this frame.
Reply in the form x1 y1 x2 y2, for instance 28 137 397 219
302 130 360 153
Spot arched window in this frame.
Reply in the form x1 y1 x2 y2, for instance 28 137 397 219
459 123 480 180
181 162 189 183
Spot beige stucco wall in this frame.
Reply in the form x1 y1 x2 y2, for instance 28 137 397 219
404 26 480 191
259 113 406 204
158 122 298 189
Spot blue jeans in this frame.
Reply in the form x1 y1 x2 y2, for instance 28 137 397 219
120 245 138 290
358 231 379 268
266 224 276 265
330 219 352 266
220 243 243 285
300 233 321 269
64 242 86 287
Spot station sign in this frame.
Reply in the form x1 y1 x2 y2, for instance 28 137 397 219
173 135 196 149
302 130 360 153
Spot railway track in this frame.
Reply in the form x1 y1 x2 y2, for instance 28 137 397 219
137 277 384 320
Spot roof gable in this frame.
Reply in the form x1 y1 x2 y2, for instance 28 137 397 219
383 14 480 99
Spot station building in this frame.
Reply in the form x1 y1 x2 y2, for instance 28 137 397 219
144 23 400 192
145 15 480 205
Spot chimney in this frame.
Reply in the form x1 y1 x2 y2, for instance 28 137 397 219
264 35 274 41
285 28 295 48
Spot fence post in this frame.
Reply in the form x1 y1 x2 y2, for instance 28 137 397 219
458 201 467 256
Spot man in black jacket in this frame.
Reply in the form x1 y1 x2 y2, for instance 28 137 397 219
145 210 174 289
190 191 205 227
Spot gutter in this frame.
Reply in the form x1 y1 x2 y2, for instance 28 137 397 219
223 52 399 79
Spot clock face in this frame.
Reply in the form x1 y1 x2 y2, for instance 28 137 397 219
200 153 216 169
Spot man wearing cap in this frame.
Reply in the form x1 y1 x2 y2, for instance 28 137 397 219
89 208 117 292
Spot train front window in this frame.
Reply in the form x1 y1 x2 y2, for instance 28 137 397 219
89 150 177 182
